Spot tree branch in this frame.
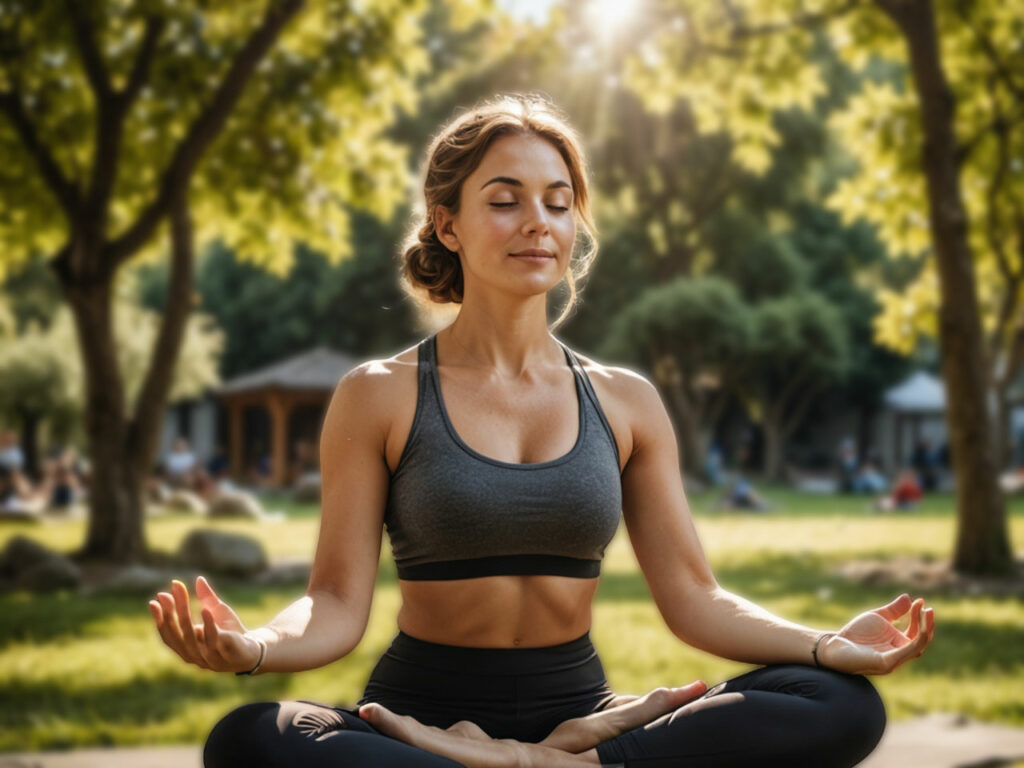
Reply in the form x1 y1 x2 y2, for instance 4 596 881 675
0 89 79 216
63 0 112 99
120 15 165 108
106 0 305 268
81 14 166 236
127 192 195 476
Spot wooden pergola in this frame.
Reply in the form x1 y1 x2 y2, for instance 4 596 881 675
217 347 358 488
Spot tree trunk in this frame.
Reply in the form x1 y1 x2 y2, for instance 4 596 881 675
60 197 196 564
877 0 1013 576
65 275 145 563
16 407 40 480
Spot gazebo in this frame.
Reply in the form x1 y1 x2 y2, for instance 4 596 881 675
882 370 946 470
217 347 359 487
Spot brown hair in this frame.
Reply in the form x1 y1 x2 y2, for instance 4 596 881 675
399 93 598 331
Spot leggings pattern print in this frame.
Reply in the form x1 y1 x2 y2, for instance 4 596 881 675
203 629 886 767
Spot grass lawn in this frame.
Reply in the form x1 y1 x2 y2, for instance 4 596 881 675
1 486 1023 751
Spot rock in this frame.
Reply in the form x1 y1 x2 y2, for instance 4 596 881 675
292 472 321 503
207 490 265 520
87 564 192 596
178 529 268 576
254 559 312 586
0 535 57 578
0 536 81 592
165 490 208 516
18 556 81 592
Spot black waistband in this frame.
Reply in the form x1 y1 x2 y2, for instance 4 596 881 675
397 554 602 580
383 628 600 676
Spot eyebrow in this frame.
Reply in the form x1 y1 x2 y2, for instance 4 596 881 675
480 176 572 192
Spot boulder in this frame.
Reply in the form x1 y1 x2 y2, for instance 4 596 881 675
207 490 265 520
18 557 81 592
292 472 321 503
0 535 81 592
254 558 312 586
0 535 57 578
88 564 200 596
178 529 268 576
165 490 208 516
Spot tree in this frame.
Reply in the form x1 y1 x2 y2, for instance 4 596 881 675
742 294 850 479
625 0 1015 575
0 0 466 561
0 271 223 477
600 276 754 473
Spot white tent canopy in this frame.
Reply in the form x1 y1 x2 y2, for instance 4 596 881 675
884 370 945 413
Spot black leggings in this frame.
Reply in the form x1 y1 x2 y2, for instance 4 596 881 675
203 629 886 767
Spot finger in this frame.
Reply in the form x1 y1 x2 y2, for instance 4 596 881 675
156 591 188 660
872 593 911 622
201 607 230 669
196 575 220 607
902 598 923 641
171 580 207 665
880 617 930 672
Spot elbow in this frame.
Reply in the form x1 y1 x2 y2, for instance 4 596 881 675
666 575 720 645
307 588 369 662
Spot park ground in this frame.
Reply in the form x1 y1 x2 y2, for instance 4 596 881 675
1 487 1022 760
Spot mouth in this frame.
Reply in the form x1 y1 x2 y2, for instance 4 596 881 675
509 249 554 260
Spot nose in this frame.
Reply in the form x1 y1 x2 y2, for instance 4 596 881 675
521 198 551 236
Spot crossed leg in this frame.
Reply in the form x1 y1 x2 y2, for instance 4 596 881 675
203 682 707 768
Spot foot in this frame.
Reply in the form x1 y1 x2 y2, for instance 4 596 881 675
358 704 536 767
539 681 708 752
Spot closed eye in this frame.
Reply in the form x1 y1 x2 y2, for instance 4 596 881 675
491 203 570 211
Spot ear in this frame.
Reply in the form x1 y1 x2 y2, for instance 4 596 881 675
434 204 460 253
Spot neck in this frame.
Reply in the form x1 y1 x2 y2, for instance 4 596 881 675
441 302 561 378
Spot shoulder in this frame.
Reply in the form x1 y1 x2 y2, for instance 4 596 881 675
568 348 668 462
321 340 421 449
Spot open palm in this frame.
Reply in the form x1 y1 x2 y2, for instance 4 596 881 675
820 593 934 675
149 575 261 673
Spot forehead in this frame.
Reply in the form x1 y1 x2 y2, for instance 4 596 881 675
470 133 572 187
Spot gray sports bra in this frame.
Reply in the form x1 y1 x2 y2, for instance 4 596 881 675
383 332 623 581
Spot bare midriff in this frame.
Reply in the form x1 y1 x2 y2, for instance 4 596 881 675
396 575 599 648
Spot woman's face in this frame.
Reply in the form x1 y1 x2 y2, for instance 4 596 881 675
435 132 577 299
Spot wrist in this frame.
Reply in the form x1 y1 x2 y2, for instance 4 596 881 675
236 633 269 676
812 631 837 668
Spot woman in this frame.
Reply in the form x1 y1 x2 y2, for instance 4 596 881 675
149 94 934 768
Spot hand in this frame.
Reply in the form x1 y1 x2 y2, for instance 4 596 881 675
148 575 263 673
818 593 935 675
358 681 708 768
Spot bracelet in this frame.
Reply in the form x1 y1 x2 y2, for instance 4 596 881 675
235 635 268 676
812 632 836 668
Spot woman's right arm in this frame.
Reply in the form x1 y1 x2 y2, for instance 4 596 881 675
150 362 392 674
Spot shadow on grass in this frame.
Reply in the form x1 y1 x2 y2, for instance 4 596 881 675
0 558 400 651
0 668 292 730
596 551 1024 674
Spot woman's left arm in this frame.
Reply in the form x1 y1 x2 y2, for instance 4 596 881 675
616 372 935 675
